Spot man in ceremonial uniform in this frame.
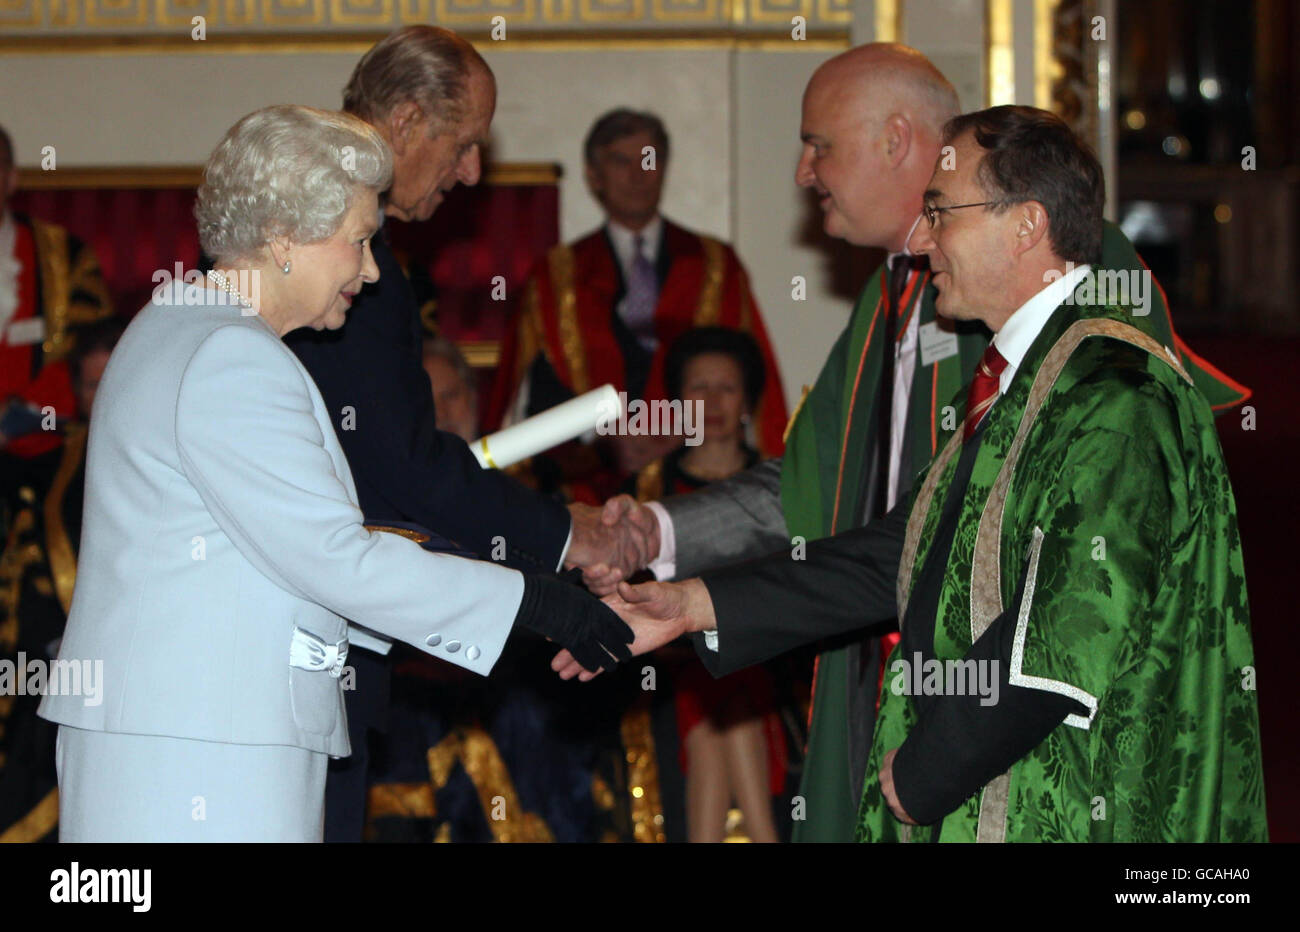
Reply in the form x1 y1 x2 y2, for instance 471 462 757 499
282 27 652 842
586 45 1250 841
571 105 1266 842
493 109 788 493
0 126 113 463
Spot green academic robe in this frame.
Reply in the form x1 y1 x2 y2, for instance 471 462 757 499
855 300 1267 842
780 222 1252 843
781 262 984 842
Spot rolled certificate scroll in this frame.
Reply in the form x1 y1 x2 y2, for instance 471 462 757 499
470 383 622 470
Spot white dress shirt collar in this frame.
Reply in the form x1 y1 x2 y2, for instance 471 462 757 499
992 262 1092 394
606 215 662 276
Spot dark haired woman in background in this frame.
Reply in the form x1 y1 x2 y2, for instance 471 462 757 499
630 326 785 843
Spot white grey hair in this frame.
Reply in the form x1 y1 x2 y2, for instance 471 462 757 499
196 105 393 262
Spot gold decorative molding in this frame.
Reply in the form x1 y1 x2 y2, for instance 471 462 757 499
985 0 1014 106
873 0 896 41
16 161 562 188
0 27 850 52
458 340 501 368
0 0 853 36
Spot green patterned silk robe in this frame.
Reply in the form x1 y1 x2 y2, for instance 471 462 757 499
855 299 1267 842
780 223 1251 843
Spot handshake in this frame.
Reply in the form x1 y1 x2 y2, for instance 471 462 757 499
554 496 717 679
563 495 659 596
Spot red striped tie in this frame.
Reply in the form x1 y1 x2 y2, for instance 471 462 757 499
963 344 1009 441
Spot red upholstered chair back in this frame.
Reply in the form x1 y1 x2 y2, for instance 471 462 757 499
10 168 560 357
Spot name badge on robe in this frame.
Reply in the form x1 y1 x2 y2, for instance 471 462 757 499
6 316 46 347
919 321 959 367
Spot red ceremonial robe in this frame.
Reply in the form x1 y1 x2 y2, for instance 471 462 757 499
490 220 788 459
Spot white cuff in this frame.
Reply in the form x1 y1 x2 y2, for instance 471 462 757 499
556 522 573 572
644 500 676 580
702 628 719 652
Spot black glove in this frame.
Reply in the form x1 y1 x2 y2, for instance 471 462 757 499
513 572 634 672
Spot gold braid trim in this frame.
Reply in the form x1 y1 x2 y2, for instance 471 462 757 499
425 728 555 843
694 237 725 326
737 269 755 330
634 459 664 502
516 279 544 389
66 244 113 325
896 429 963 625
44 423 86 617
782 385 811 446
0 507 40 654
364 524 430 545
33 220 72 363
366 782 436 820
619 700 666 843
0 788 59 844
419 299 440 338
548 246 588 394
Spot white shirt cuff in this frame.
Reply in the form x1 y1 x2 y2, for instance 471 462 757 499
644 500 676 580
556 522 573 572
702 628 719 652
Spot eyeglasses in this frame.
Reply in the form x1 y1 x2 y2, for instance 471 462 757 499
922 201 1000 230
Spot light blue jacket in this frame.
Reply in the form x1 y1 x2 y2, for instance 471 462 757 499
39 286 523 757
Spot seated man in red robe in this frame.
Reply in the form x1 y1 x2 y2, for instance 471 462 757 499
491 109 788 502
0 125 114 464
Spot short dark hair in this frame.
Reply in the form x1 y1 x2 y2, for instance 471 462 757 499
665 327 766 409
942 105 1104 264
583 109 669 167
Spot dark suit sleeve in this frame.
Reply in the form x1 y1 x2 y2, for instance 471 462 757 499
691 497 910 676
286 241 570 575
889 576 1088 826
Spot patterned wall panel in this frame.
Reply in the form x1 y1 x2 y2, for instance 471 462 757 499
0 0 852 35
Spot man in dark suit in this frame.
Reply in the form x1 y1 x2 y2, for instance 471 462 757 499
285 26 649 842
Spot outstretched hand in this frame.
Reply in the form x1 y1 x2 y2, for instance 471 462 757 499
551 577 715 681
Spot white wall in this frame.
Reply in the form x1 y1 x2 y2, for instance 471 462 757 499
482 49 733 244
0 12 992 410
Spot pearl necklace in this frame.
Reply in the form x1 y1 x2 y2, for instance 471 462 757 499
206 269 254 309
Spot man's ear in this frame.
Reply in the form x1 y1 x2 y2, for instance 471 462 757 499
387 101 424 157
882 113 912 169
1013 201 1050 256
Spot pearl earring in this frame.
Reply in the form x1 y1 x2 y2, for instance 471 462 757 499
282 260 291 274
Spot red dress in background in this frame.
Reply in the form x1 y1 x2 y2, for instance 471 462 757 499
632 447 788 797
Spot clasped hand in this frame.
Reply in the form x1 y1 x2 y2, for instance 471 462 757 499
551 577 716 681
563 494 659 594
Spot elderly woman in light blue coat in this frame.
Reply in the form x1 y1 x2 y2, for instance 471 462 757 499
39 105 631 842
